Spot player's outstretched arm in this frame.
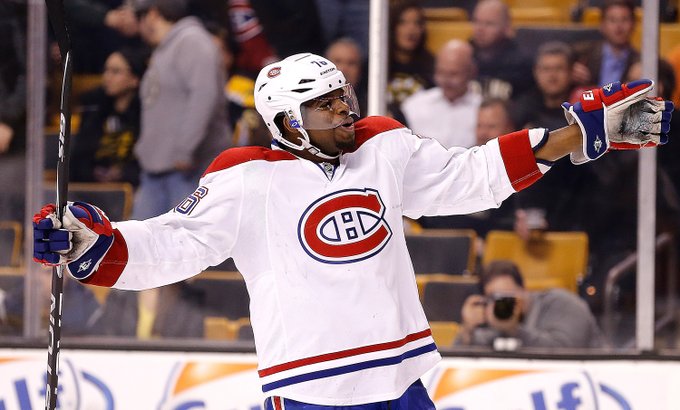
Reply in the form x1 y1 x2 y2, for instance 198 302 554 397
550 79 673 164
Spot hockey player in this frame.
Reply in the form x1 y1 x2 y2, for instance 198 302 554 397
33 53 672 409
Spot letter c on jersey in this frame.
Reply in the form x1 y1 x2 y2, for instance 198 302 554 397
298 188 393 264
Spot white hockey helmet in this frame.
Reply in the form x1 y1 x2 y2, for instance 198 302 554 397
254 53 359 159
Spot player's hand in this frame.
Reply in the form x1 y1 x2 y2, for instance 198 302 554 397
562 79 673 164
33 202 114 279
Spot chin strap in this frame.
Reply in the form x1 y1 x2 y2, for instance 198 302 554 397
275 127 340 161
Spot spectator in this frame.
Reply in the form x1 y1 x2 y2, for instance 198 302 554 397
386 0 435 108
513 42 577 132
572 0 639 87
0 0 27 223
325 37 367 115
70 47 148 187
64 0 142 73
455 260 605 349
226 0 278 75
508 42 587 242
88 282 205 338
470 0 533 99
133 0 230 220
312 0 369 58
401 39 481 149
476 97 515 146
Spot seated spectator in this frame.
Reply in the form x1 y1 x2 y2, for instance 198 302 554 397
512 42 577 132
325 37 367 116
88 281 205 338
71 47 148 187
386 0 435 108
470 0 533 99
455 260 605 349
401 39 481 148
572 0 639 88
476 97 515 145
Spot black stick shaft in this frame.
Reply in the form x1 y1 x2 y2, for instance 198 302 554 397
44 1 72 408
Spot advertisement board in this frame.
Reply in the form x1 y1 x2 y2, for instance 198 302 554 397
1 349 679 409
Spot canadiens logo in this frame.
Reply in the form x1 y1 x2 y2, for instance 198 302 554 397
298 188 393 264
267 67 281 78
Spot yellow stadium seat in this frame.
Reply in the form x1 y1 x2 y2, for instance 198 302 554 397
425 21 473 54
429 321 460 347
423 7 469 22
504 0 577 10
482 230 588 293
510 7 570 24
0 221 22 267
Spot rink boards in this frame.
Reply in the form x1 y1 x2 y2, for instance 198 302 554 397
0 348 679 409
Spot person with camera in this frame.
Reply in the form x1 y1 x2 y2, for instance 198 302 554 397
455 260 605 349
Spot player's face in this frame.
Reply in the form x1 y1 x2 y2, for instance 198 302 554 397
302 89 357 155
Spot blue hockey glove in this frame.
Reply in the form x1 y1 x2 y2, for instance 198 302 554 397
562 79 673 164
33 202 114 279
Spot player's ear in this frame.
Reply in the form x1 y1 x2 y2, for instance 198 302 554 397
282 116 299 134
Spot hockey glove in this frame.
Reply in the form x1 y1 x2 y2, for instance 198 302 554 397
33 202 114 280
562 79 673 164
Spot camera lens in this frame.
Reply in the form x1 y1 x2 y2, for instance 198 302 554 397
493 296 516 320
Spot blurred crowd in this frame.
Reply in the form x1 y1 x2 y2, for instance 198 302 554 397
2 0 680 348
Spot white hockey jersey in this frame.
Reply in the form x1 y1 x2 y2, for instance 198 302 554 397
83 116 549 405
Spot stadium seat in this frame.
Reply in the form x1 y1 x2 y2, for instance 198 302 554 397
505 0 577 9
425 21 473 54
204 316 252 341
0 221 22 267
43 182 134 221
510 7 570 24
406 229 477 275
482 230 588 293
204 316 237 340
421 275 479 322
190 271 250 320
428 321 460 347
423 7 469 22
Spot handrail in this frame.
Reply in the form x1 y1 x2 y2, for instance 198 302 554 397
602 233 678 346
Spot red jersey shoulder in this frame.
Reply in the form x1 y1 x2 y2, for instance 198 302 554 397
348 116 406 152
202 146 297 177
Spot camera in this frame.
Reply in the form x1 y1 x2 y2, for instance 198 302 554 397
491 295 517 320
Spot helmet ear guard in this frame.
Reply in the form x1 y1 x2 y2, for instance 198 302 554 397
254 53 360 160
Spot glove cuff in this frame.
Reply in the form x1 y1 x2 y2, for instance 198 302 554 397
66 234 114 279
563 102 609 164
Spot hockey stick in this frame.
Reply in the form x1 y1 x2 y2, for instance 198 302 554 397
44 0 73 409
